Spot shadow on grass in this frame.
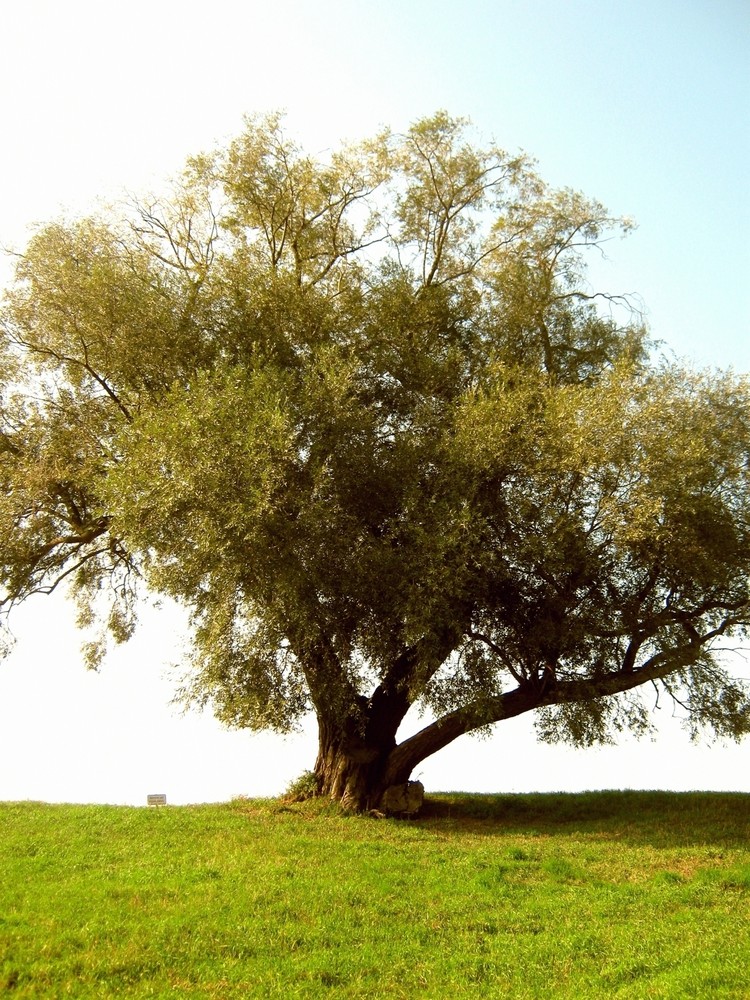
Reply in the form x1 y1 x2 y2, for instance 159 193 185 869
416 790 750 847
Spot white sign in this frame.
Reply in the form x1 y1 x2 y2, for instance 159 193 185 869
147 793 167 806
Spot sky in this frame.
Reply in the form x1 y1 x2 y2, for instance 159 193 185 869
0 0 748 805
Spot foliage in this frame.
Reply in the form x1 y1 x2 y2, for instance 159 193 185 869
283 769 320 802
1 796 750 997
1 112 749 802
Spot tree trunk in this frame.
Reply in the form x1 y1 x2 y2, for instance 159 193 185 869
304 633 463 811
314 717 392 811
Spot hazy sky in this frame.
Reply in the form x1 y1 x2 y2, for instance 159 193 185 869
1 0 748 804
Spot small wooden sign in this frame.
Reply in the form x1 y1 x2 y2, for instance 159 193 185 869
147 793 167 806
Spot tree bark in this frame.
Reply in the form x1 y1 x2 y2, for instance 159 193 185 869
314 716 395 812
313 672 416 810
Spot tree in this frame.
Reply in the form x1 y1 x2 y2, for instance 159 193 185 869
2 113 749 811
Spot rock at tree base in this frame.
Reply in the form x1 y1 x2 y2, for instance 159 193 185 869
381 780 424 816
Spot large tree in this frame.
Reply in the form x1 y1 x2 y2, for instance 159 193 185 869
2 114 749 810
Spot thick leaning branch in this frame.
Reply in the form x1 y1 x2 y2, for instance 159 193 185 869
381 628 743 787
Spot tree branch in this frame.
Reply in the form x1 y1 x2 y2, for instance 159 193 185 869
382 626 739 786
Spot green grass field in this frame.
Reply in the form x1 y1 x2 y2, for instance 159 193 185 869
1 791 749 998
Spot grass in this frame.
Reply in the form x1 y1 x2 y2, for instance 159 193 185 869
1 791 749 998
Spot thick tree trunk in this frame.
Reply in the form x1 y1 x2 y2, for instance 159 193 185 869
314 716 398 812
303 630 466 811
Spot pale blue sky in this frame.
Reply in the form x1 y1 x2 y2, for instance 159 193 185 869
1 0 748 803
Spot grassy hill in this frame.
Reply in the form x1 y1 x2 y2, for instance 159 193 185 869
2 791 749 998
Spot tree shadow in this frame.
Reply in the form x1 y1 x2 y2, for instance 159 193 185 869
416 790 750 847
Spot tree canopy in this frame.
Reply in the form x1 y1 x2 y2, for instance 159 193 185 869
2 113 749 810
